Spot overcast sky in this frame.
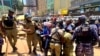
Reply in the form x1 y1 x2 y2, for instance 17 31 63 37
23 0 26 5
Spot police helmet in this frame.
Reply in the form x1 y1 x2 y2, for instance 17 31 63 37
24 13 32 19
89 17 96 24
78 16 86 23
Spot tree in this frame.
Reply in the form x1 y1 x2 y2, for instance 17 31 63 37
17 0 23 11
15 0 23 11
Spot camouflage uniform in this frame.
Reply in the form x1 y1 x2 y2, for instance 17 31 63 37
72 16 98 56
72 25 98 56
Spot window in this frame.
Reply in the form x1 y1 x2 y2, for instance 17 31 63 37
95 7 99 11
4 1 11 7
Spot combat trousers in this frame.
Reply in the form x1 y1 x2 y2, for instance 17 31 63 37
37 34 42 51
6 29 17 49
50 43 61 56
27 34 38 52
75 43 94 56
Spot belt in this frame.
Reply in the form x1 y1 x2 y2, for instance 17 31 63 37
51 38 60 41
27 32 36 35
5 28 13 30
50 41 61 44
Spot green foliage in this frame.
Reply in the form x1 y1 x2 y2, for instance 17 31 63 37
0 5 13 13
16 0 23 11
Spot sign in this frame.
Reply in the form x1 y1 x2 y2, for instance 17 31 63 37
60 9 68 15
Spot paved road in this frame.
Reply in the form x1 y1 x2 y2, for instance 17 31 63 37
2 37 100 56
2 36 45 56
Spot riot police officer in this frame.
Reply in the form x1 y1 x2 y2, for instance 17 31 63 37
2 9 18 52
72 16 98 56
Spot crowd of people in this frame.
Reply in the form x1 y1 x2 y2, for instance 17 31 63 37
0 9 99 56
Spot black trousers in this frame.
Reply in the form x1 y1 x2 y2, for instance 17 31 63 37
42 36 51 56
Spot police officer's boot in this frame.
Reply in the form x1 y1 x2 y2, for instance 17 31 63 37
98 41 100 47
33 48 37 55
28 49 31 54
12 46 17 53
40 43 44 52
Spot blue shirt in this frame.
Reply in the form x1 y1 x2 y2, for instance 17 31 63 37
41 26 50 36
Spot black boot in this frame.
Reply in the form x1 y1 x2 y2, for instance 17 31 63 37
28 50 31 54
0 53 5 56
33 48 37 55
12 46 17 53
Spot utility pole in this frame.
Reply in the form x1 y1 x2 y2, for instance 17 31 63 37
1 0 5 14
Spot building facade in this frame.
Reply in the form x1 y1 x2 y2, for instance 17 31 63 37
0 0 12 8
54 0 71 14
24 0 47 16
37 0 47 16
24 0 37 15
70 0 100 15
46 0 54 14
